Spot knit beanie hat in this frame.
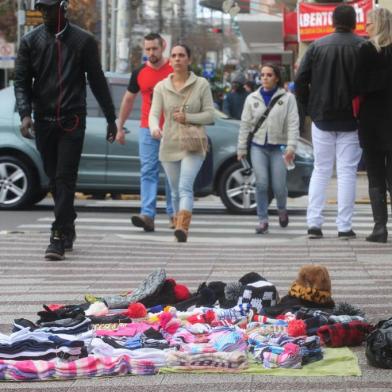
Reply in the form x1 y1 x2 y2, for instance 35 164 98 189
237 279 279 313
288 265 334 306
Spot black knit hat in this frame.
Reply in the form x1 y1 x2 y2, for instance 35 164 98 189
237 280 279 313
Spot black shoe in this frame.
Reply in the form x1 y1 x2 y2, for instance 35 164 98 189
63 230 76 252
308 227 323 239
255 222 269 234
45 231 65 261
131 214 155 232
338 230 356 240
366 225 388 243
278 210 289 228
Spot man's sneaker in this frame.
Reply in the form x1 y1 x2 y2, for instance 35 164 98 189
63 231 76 252
308 227 323 239
255 222 269 234
278 210 289 228
45 231 65 260
338 230 356 240
131 214 155 232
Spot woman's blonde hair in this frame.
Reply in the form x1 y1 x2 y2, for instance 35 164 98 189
368 7 392 52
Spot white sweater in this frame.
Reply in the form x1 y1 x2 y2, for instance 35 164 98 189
237 87 299 155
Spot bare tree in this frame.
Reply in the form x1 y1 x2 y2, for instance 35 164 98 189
0 0 17 41
67 0 99 32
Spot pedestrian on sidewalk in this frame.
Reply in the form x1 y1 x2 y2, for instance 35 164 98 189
223 73 249 120
295 4 364 240
14 0 117 260
237 63 299 234
355 7 392 243
149 44 214 242
116 33 174 233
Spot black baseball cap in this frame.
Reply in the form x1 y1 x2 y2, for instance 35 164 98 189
35 0 60 8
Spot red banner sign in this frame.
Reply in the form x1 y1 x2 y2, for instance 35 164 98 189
298 0 374 42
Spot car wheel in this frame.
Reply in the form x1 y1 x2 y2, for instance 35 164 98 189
218 161 257 213
0 156 35 209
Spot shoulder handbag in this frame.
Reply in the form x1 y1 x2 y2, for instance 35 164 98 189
178 85 209 154
246 93 285 160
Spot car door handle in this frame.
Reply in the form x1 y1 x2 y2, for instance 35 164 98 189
122 127 131 134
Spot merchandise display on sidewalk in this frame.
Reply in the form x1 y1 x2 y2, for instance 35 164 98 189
0 264 387 382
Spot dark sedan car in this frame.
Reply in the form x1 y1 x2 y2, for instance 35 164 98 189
0 73 313 213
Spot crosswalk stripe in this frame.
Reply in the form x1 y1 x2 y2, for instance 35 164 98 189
11 204 382 244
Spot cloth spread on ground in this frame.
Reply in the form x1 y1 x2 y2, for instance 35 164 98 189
0 268 369 381
159 347 361 376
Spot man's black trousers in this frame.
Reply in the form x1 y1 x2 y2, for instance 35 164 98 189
35 117 86 235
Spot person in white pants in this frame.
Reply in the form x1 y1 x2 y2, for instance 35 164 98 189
307 124 362 237
295 4 364 239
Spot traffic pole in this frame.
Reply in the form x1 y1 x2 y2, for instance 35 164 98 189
101 0 108 71
116 0 132 73
110 0 117 72
17 0 23 50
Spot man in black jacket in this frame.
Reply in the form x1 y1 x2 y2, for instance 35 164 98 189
14 0 117 260
295 4 364 240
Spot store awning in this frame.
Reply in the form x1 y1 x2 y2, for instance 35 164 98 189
235 13 284 53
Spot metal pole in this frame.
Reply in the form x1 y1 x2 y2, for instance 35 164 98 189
4 69 8 88
17 0 23 49
116 0 132 73
110 0 117 72
158 0 163 33
101 0 108 71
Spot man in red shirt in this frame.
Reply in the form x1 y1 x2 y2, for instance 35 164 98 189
116 33 173 232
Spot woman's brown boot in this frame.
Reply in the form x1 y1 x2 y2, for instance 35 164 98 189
174 210 192 242
169 215 177 229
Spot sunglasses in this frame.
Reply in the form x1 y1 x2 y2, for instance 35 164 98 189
261 73 274 77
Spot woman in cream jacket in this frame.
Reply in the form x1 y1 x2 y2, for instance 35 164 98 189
237 63 299 234
149 44 214 242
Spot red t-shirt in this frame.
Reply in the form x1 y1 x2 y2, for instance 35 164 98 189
127 61 173 128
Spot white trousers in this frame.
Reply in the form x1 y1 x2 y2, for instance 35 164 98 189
307 123 362 232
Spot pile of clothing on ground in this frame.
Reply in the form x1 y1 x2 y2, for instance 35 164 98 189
0 264 387 381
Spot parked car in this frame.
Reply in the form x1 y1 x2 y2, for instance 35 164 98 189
0 73 314 213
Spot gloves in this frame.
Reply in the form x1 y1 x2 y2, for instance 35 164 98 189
106 122 117 143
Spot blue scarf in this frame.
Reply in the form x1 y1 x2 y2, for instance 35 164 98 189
259 86 278 106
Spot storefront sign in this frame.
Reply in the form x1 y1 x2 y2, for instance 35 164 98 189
261 54 282 65
0 40 15 69
298 0 374 42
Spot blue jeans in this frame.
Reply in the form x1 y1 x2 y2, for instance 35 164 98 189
251 145 288 222
161 153 205 212
139 128 173 218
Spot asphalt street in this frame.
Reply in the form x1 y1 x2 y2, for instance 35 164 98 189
1 174 392 391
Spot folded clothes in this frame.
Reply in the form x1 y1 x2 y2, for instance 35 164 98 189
295 307 331 320
166 351 248 370
328 315 365 324
37 304 88 323
0 354 158 380
13 318 92 335
95 322 158 337
263 342 302 369
88 314 133 324
317 321 373 347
